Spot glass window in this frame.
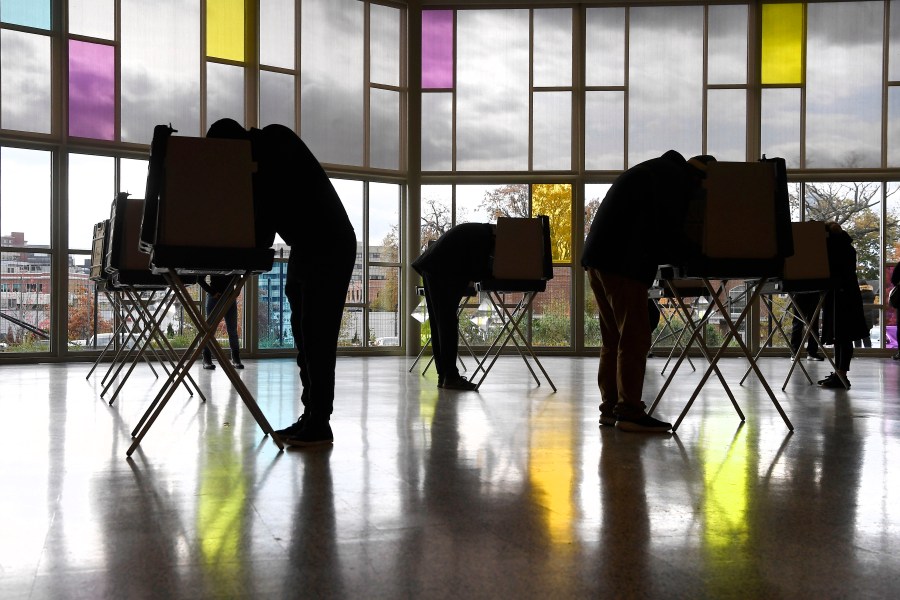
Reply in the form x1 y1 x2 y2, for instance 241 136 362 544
371 3 400 88
533 9 571 88
533 92 571 171
1 251 51 352
708 4 748 85
1 30 51 134
69 0 114 40
260 0 294 70
259 70 294 129
1 147 52 249
68 154 115 252
761 88 801 168
69 40 115 141
761 3 803 85
67 252 114 351
628 6 704 165
422 10 453 89
456 10 529 171
889 88 900 167
1 0 50 29
422 92 453 172
121 0 201 144
420 185 452 252
257 260 290 349
585 92 624 171
457 184 526 224
369 266 400 347
583 183 611 347
891 0 900 81
585 7 626 87
119 158 149 198
707 89 747 162
369 182 399 264
370 88 399 171
206 0 244 62
533 267 571 347
531 184 571 263
207 62 244 129
806 1 882 168
300 0 364 167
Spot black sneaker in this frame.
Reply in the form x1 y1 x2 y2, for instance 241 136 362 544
284 421 334 447
807 353 825 361
202 360 215 370
615 412 672 433
274 414 306 438
819 373 850 389
817 372 836 385
231 359 245 369
442 375 477 391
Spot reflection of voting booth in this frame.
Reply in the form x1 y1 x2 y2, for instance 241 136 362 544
650 159 795 431
473 216 555 391
127 133 279 456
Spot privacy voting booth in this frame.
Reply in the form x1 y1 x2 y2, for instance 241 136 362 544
126 129 280 457
650 158 796 431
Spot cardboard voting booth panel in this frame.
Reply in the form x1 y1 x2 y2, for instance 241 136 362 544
491 217 546 280
783 221 829 282
158 137 256 249
703 161 778 260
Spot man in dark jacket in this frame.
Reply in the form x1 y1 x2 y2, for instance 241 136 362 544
207 119 357 447
582 150 714 432
412 223 495 390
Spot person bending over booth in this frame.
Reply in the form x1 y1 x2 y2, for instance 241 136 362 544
412 223 496 391
207 119 356 448
581 150 715 433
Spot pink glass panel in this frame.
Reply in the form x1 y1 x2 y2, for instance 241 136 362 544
69 40 115 140
422 10 453 89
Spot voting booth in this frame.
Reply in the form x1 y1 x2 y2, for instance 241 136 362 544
652 158 796 431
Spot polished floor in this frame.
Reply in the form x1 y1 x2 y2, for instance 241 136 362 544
0 352 898 599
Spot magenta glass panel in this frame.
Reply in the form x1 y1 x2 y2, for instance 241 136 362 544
69 40 114 140
422 10 453 89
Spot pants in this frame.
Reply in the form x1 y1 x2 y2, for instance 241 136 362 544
588 268 651 417
420 273 467 381
790 292 820 355
202 294 240 363
285 232 357 421
834 341 853 372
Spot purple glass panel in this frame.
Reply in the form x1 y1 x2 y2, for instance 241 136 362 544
422 10 453 89
69 40 115 140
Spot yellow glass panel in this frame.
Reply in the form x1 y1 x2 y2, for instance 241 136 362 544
531 184 572 263
207 0 244 62
761 3 803 85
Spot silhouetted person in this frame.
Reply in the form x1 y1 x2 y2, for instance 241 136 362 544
198 274 243 370
581 150 715 432
818 222 867 388
854 279 876 348
207 118 356 447
412 223 495 391
789 292 823 360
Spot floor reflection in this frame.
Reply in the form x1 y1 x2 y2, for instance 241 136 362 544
0 356 898 598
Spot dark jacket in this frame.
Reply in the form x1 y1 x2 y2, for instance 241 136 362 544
412 223 495 284
821 228 868 344
581 150 697 287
